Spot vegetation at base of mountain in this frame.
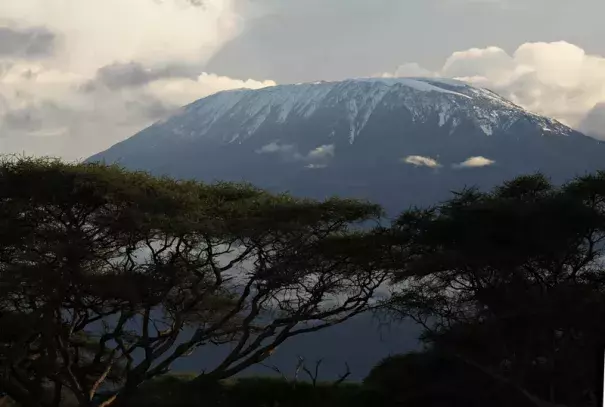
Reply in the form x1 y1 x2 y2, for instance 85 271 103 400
365 350 550 407
120 375 380 407
382 172 605 407
1 156 604 407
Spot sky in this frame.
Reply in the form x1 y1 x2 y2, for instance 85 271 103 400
1 0 605 160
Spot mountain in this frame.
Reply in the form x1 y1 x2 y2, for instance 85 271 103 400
90 77 605 213
88 77 605 379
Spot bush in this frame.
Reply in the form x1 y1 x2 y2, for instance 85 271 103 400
126 375 380 407
365 350 546 407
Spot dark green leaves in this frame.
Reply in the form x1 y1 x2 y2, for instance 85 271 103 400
0 157 386 407
383 172 605 407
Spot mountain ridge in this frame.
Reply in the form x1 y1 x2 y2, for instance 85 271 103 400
89 76 602 213
94 77 576 160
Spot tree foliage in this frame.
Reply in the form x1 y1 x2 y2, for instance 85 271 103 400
364 349 543 407
383 172 605 407
120 374 375 407
0 157 388 407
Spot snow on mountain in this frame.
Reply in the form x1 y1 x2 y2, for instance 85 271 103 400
144 77 571 147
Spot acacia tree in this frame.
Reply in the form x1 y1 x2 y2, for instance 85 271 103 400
0 158 389 407
382 173 605 407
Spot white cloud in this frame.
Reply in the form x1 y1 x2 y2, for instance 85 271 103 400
0 1 276 160
256 143 335 168
453 156 495 168
255 142 295 155
307 144 335 160
380 63 434 79
402 155 441 168
441 47 516 80
144 73 275 109
382 41 605 139
0 0 242 75
0 63 275 160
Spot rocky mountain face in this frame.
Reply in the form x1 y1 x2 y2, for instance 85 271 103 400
88 77 605 379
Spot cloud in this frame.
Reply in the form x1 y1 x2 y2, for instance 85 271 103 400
0 0 242 75
402 155 441 168
453 156 495 168
441 46 516 80
255 142 295 155
0 1 277 160
256 143 336 167
578 102 605 138
0 25 56 58
381 63 434 78
144 73 275 108
382 41 605 139
305 164 327 169
0 62 275 160
85 62 196 91
307 144 335 160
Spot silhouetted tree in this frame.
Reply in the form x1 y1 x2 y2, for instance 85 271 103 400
0 157 388 407
382 173 605 407
364 349 541 407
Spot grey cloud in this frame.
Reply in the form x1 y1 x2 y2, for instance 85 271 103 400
578 103 605 140
0 101 74 147
0 92 171 146
0 26 56 58
0 95 160 158
123 98 176 122
3 108 43 131
2 102 61 132
97 62 156 89
3 109 41 129
85 62 198 91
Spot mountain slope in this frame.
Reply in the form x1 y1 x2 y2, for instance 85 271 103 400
88 77 605 379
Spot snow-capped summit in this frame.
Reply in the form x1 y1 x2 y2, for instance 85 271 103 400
183 77 568 141
125 77 572 147
89 76 603 213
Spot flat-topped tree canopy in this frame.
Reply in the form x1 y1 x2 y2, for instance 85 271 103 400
0 156 388 407
381 172 605 407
